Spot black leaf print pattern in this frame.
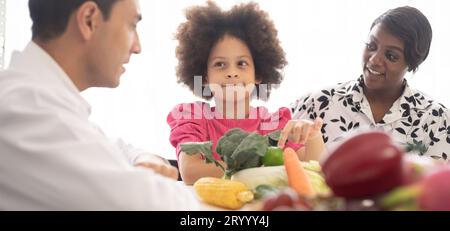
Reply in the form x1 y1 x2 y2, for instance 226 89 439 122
401 121 411 127
321 124 327 135
423 124 429 133
405 96 417 107
348 122 354 130
432 109 439 117
318 96 328 102
302 96 310 103
319 101 329 111
330 119 340 123
317 96 329 111
340 126 347 132
429 130 440 143
407 116 412 123
411 128 420 139
402 111 410 118
320 112 325 119
443 153 448 160
346 85 351 92
301 105 307 111
322 90 331 96
401 103 410 110
412 120 420 126
396 127 406 135
340 116 346 124
347 98 354 106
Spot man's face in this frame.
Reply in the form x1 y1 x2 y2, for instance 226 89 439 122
87 0 142 88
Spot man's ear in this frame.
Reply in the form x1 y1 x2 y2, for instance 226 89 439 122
76 2 103 41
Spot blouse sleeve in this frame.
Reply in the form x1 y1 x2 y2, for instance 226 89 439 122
291 92 318 121
167 103 208 159
424 108 450 162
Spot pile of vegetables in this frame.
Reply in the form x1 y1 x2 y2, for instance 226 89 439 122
181 128 272 178
180 128 330 208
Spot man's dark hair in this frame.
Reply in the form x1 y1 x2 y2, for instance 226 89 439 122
371 6 432 72
29 0 120 41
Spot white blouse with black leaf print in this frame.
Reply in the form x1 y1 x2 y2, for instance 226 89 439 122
292 77 450 162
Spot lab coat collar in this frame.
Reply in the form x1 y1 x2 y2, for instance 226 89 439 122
8 41 91 114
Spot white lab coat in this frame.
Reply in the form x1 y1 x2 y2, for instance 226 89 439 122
0 42 198 211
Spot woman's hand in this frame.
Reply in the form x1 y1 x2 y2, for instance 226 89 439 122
277 118 323 149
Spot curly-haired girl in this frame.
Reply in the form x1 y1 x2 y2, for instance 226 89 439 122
167 1 324 184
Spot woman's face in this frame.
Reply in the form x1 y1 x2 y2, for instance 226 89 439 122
206 35 259 103
362 23 408 92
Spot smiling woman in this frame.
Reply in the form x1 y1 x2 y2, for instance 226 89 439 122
2 0 450 161
292 6 450 161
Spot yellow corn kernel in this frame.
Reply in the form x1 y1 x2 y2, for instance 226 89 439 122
194 177 254 210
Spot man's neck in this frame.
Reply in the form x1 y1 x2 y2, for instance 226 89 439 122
33 38 87 92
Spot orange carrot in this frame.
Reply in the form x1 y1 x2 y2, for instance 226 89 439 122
283 147 315 197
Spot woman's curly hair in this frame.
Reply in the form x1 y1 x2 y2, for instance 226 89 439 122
175 1 287 100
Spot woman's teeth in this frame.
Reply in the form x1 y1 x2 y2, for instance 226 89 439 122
367 67 384 76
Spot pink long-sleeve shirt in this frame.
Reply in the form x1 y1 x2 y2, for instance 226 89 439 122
167 102 301 160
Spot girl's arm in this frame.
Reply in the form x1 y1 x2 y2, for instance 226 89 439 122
178 152 226 185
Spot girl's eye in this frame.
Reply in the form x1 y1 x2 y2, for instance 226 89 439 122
238 60 248 67
213 62 226 68
365 42 376 51
385 51 399 62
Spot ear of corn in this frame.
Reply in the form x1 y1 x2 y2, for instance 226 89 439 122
193 177 254 210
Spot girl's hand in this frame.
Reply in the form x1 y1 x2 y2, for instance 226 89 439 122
277 118 323 149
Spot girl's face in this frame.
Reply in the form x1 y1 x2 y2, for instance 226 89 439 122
207 35 259 103
362 23 408 93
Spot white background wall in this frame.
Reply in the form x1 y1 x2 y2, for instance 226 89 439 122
4 0 450 159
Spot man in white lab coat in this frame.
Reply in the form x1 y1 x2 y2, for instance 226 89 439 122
0 0 198 210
